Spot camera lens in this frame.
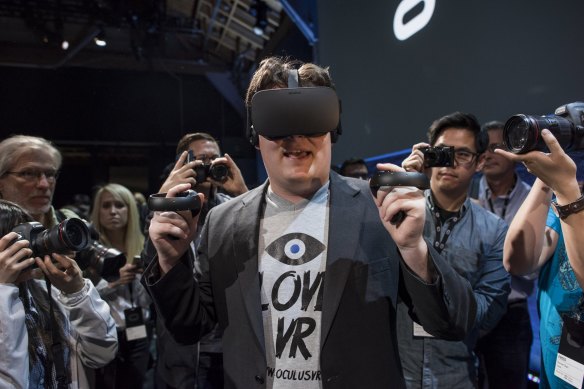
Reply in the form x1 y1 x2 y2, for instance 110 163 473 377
75 240 126 280
504 114 578 154
32 218 90 257
209 164 229 182
503 115 538 154
60 218 89 249
422 146 454 168
423 149 439 166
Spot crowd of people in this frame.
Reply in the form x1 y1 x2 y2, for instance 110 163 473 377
0 56 582 389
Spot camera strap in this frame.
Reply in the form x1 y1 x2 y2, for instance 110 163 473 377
128 282 135 309
45 278 69 389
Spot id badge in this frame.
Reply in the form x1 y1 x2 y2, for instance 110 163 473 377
124 307 147 341
554 315 584 388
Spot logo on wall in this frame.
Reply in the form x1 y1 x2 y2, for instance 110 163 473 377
393 0 435 41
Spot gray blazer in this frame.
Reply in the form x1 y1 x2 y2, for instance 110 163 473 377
144 172 476 389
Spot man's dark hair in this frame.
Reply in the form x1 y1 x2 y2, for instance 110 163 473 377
481 120 504 133
176 132 219 155
245 56 334 107
340 158 366 176
427 112 486 154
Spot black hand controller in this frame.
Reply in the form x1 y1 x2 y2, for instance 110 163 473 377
147 190 202 217
369 171 430 224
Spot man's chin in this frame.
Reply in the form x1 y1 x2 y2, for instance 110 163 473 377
26 204 51 219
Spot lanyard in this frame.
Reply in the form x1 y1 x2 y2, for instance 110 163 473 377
128 283 135 309
486 177 516 220
487 194 511 220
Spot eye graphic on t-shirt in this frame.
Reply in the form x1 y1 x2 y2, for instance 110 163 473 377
265 232 326 265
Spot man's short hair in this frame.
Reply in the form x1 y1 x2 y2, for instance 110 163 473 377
245 57 335 107
481 120 505 133
176 132 220 155
427 112 486 154
340 158 367 176
0 135 62 177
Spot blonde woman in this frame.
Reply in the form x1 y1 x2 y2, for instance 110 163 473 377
90 183 151 389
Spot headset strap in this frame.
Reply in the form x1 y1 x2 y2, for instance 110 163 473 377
288 69 299 88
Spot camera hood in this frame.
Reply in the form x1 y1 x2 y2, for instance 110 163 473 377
250 87 340 139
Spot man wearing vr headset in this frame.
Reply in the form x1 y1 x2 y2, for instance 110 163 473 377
142 57 476 389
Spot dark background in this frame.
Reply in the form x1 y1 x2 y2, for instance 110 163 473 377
1 0 583 203
317 0 584 164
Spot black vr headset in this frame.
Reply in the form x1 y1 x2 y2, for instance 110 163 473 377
247 69 342 146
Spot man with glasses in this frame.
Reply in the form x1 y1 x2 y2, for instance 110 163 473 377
472 121 534 389
0 135 64 228
401 112 510 388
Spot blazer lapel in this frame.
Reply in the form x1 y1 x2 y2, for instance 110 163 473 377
320 173 365 348
233 183 269 354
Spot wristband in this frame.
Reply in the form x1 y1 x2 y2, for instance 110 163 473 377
552 194 584 220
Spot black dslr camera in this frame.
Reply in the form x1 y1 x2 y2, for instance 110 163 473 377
420 146 455 167
503 101 584 154
12 218 90 264
187 150 229 183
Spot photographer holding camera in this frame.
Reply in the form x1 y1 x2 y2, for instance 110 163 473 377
498 128 583 389
89 183 151 389
401 112 510 388
160 132 249 206
147 132 248 389
0 199 117 388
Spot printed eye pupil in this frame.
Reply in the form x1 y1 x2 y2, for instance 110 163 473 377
266 233 325 266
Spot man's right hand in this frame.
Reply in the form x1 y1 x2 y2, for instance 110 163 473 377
149 183 204 275
401 142 430 173
159 151 198 193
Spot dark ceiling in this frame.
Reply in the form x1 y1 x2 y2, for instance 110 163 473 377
0 0 291 76
0 0 316 202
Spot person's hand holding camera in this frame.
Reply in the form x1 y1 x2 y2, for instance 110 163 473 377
159 151 198 193
109 263 141 288
495 129 580 204
150 183 204 275
35 253 84 294
0 232 35 284
208 153 248 196
402 142 430 173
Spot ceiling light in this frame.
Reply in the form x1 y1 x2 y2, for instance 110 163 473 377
250 0 268 36
94 30 107 47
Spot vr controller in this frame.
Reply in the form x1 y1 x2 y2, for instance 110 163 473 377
147 190 202 217
369 171 430 224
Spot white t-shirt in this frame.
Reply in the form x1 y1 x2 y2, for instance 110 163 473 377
258 183 330 389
